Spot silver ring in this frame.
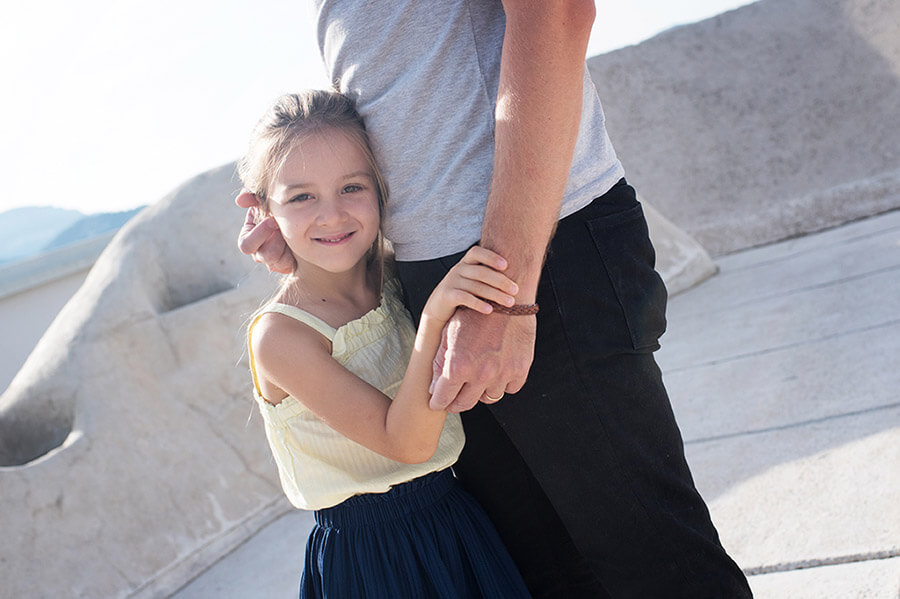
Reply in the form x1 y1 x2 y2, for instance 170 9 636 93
483 392 504 402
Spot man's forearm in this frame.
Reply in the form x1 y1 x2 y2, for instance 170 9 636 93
481 0 596 302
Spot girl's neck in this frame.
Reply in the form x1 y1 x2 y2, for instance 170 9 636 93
280 260 382 327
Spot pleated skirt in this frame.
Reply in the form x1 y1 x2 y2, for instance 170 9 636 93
300 469 531 598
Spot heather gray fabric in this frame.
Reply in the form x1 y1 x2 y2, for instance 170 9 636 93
313 0 624 260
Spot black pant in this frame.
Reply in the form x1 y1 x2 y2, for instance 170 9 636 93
396 180 752 598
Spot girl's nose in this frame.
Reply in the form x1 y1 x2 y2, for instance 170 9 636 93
315 198 346 225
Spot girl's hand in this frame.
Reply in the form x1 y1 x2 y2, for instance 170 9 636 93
422 246 519 324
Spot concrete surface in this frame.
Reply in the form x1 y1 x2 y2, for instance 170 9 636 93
172 210 900 597
643 198 718 295
587 0 900 255
665 209 900 597
0 164 288 599
0 234 116 392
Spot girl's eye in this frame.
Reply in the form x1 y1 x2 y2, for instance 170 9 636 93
342 184 363 194
289 193 311 203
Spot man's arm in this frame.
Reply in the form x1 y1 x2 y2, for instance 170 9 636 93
430 0 596 412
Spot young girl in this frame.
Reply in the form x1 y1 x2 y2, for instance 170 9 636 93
239 90 531 598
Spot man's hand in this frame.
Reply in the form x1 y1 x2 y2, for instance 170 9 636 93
235 190 294 274
429 308 536 413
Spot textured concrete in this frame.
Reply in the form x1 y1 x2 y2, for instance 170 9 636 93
749 557 900 599
660 213 900 440
0 164 288 599
659 209 900 597
643 198 718 295
5 0 900 595
174 511 314 599
173 210 900 598
0 233 117 392
588 0 900 255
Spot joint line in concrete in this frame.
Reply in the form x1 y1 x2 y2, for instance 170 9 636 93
685 401 900 445
744 548 900 576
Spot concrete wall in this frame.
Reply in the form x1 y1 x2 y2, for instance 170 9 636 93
0 164 287 598
0 271 87 392
588 0 900 255
0 235 113 393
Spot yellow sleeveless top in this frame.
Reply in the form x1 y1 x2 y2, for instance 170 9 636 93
247 277 464 510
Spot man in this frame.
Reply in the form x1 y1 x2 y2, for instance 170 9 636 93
239 1 751 596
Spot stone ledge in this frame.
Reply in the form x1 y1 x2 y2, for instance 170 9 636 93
0 232 115 300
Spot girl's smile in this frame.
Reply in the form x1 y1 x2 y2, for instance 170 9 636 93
314 231 355 244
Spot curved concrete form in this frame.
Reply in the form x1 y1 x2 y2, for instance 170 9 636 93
588 0 900 255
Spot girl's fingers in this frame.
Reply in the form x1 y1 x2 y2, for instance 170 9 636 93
455 263 518 296
432 248 519 316
451 289 495 314
454 279 516 308
461 246 508 271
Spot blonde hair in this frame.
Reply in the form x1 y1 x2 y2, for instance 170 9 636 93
238 89 389 287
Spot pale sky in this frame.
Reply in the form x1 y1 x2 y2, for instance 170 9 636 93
0 0 752 215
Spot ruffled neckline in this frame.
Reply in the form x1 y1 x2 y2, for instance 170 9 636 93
273 277 398 354
255 278 403 417
331 283 391 354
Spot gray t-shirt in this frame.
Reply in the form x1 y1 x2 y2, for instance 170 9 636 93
313 0 624 261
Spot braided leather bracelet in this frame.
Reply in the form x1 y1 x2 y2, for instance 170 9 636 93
487 300 539 316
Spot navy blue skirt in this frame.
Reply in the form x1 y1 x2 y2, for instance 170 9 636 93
300 469 531 598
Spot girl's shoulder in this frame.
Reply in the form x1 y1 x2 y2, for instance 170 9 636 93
249 307 335 406
251 309 333 364
255 303 339 341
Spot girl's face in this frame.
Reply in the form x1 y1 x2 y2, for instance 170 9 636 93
268 130 381 277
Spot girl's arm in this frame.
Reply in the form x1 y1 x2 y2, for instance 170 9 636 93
252 246 517 464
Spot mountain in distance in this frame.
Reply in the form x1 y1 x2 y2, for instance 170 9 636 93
43 207 145 251
0 205 146 266
0 207 84 264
